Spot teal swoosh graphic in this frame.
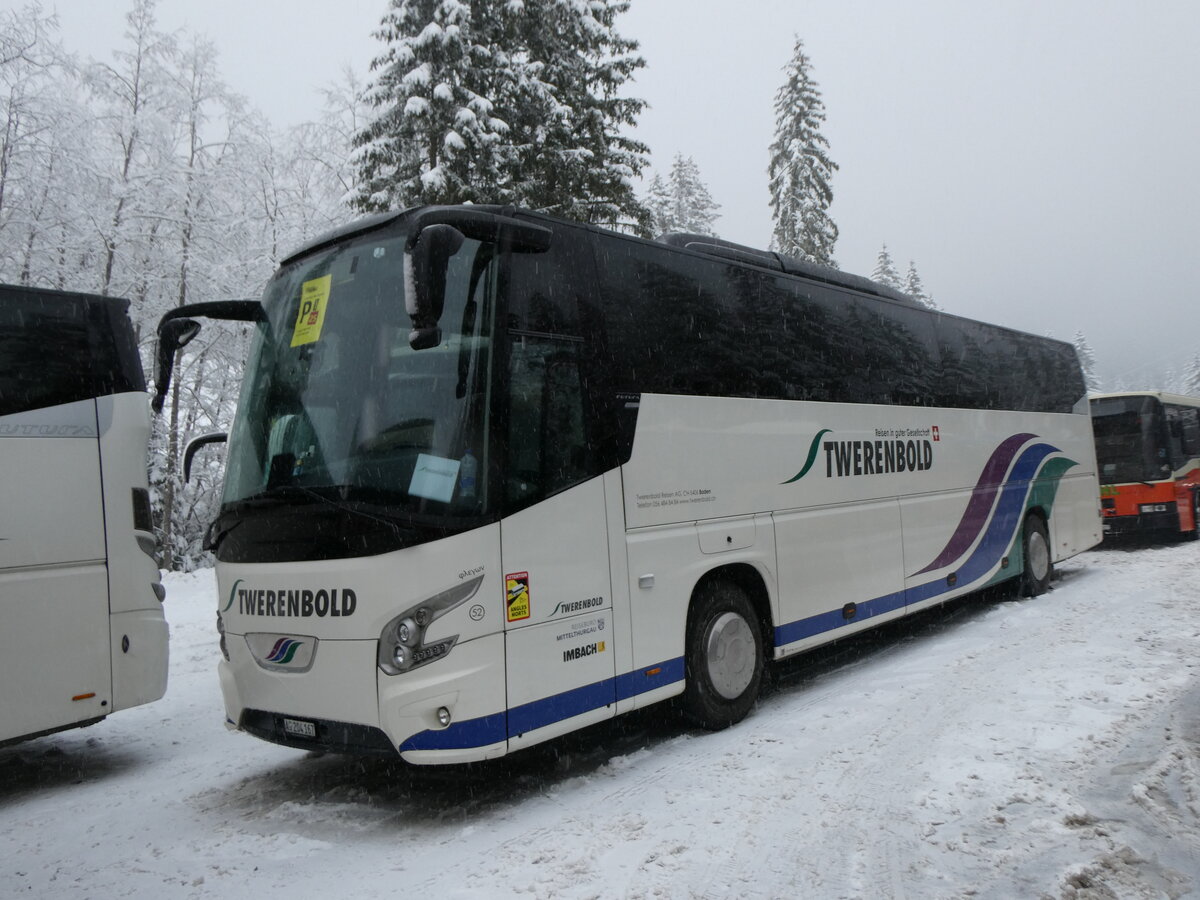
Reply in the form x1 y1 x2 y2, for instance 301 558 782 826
782 429 832 484
222 578 243 613
278 641 302 664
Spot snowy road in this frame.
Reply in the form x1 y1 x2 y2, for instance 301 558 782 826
3 541 1199 899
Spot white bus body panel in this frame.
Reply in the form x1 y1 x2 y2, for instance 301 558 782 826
622 395 1099 659
0 402 110 742
215 394 1098 763
0 395 167 745
99 394 168 712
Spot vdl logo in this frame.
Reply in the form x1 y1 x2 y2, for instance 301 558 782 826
265 637 305 665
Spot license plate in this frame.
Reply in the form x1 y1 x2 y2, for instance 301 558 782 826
283 717 317 739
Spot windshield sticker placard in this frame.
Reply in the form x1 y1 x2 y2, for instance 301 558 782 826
408 453 461 503
290 275 332 347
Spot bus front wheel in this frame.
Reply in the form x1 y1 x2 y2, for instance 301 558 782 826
681 580 764 730
1021 514 1052 597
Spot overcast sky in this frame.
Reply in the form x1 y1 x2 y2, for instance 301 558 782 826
41 0 1200 387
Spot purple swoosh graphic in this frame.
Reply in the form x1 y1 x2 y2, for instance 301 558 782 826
911 432 1036 576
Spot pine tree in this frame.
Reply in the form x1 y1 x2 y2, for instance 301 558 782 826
644 153 720 236
1185 354 1200 396
352 0 649 228
903 261 939 309
871 244 901 290
1073 330 1101 392
502 0 650 229
767 36 837 265
644 172 671 235
351 0 509 211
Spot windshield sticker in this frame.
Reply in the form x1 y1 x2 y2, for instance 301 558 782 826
290 275 332 347
409 453 461 503
506 572 530 622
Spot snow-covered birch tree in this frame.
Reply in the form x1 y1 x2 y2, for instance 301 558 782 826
767 35 837 265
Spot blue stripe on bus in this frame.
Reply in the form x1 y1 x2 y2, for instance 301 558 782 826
406 449 1071 753
774 590 907 646
398 657 686 752
615 656 686 700
776 445 1061 649
397 711 507 752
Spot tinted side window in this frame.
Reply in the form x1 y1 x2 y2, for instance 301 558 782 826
594 238 760 399
0 288 143 417
934 315 1083 413
1164 404 1200 466
502 225 598 511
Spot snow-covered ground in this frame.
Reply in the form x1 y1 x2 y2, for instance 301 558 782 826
3 540 1199 899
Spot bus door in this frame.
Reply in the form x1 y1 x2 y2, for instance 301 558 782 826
499 333 615 750
0 400 112 742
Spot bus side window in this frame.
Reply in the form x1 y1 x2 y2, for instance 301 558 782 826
505 336 587 509
1181 407 1200 460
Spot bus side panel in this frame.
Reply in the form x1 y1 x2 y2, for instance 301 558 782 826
501 478 616 748
624 515 776 695
773 500 907 655
0 566 112 742
97 393 168 712
1049 472 1103 559
0 404 112 743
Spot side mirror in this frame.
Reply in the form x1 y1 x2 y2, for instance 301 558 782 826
404 224 465 350
183 432 228 481
151 301 266 414
153 317 201 413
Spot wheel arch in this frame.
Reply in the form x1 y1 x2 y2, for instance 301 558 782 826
690 562 775 656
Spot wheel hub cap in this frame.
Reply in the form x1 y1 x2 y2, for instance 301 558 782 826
705 611 755 700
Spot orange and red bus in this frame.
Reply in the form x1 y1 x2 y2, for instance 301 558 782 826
1090 392 1200 539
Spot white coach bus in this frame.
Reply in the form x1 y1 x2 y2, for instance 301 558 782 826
1 285 167 748
155 207 1100 764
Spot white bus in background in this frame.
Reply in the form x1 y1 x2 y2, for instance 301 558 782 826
156 206 1100 764
0 285 167 748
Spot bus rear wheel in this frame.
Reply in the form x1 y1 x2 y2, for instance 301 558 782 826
681 580 764 730
1021 514 1052 597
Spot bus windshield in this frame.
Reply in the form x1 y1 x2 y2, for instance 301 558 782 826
223 225 497 523
1090 395 1170 484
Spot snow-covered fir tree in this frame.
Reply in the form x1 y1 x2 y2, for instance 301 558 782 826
767 36 838 265
903 261 938 309
645 153 720 236
1185 354 1200 396
502 0 649 229
351 0 508 210
352 0 649 229
871 244 901 290
1073 330 1101 392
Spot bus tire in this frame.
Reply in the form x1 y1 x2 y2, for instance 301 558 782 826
681 580 764 730
1021 514 1052 597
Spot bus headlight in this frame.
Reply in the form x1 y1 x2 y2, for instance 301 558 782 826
377 574 485 676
